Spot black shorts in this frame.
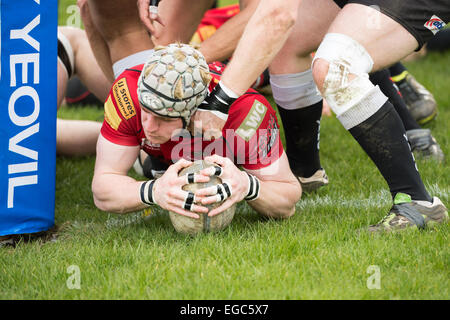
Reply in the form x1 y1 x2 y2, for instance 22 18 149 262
333 0 449 49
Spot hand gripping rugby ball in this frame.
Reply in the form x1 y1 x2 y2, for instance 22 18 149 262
169 160 236 235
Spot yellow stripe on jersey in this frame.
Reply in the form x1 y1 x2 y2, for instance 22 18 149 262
113 78 136 120
104 95 122 130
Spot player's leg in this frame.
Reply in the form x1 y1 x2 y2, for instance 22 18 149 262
57 58 69 109
57 27 103 156
269 0 340 191
57 30 74 109
57 119 102 156
312 2 448 231
59 26 111 102
65 76 103 107
389 62 438 124
369 69 444 162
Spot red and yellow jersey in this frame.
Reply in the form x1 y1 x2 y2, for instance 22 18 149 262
100 63 283 170
190 4 240 44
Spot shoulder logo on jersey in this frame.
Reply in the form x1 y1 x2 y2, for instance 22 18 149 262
258 114 279 159
104 95 122 130
424 15 446 35
236 100 267 141
113 78 136 120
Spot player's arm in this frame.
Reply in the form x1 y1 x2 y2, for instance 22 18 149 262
221 0 299 95
137 0 165 38
199 0 260 63
92 134 146 213
92 134 210 216
244 152 301 219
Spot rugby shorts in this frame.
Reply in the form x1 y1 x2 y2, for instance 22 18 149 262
333 0 449 49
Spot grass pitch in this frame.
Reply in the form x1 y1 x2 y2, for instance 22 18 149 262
0 0 448 300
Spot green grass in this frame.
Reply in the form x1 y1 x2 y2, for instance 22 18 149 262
0 0 448 300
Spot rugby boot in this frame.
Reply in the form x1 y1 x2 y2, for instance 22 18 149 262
368 193 448 233
396 74 437 125
406 129 444 162
297 168 329 193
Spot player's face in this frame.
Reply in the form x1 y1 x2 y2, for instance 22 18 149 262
140 107 183 144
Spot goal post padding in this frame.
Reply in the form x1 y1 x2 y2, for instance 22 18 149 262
0 0 58 235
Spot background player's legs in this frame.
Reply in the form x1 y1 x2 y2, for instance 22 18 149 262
389 62 438 124
324 4 419 72
57 58 69 109
312 3 433 206
57 26 107 156
269 0 340 191
370 69 444 162
60 26 111 102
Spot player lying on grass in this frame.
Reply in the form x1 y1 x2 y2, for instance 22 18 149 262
92 43 301 219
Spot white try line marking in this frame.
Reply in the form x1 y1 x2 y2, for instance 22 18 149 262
296 184 449 210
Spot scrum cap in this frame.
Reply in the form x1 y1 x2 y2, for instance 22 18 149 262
137 43 212 127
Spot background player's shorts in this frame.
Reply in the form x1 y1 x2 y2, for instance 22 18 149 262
333 0 449 50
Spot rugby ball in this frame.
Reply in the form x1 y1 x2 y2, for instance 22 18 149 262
169 160 236 235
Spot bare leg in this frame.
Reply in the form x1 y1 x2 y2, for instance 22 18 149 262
57 62 69 109
57 26 109 156
268 0 339 187
57 119 102 156
59 26 111 102
317 3 418 89
311 3 432 206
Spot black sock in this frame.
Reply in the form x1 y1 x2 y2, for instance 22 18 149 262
427 28 450 51
349 101 432 202
277 101 322 178
370 69 420 131
388 62 407 78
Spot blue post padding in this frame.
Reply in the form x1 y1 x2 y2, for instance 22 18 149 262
0 0 58 235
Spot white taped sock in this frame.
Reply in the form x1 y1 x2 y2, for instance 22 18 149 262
270 69 322 110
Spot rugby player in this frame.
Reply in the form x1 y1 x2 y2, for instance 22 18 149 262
196 0 449 232
91 44 301 219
